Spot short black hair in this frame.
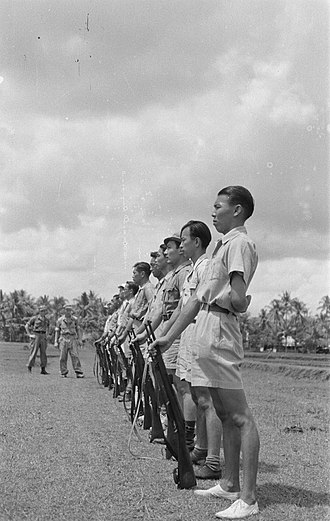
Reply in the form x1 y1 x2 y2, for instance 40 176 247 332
133 262 151 277
125 281 139 296
159 244 167 254
217 186 254 219
180 220 212 250
150 251 158 259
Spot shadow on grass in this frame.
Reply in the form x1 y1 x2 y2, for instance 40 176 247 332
258 461 280 473
258 482 329 508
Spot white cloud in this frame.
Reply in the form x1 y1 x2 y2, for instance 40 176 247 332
0 0 327 315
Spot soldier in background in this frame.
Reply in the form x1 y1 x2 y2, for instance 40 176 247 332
54 304 84 378
25 305 50 375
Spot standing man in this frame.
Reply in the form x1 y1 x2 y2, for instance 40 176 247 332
54 305 84 378
25 305 50 374
122 262 154 336
150 186 260 519
161 233 191 377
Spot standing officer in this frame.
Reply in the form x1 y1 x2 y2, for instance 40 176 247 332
25 305 50 374
54 305 84 378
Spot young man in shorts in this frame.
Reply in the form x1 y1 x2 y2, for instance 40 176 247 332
149 186 260 519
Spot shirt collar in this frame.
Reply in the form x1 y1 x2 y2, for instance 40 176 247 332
194 253 207 269
221 226 247 245
173 259 192 274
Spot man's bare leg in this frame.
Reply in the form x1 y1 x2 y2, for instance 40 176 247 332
210 387 259 504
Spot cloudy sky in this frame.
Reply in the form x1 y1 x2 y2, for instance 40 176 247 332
0 0 328 315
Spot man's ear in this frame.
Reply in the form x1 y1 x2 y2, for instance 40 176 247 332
233 204 243 217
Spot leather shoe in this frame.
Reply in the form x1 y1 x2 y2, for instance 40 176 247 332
40 369 49 375
194 464 221 480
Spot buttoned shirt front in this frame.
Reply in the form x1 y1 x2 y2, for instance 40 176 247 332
143 277 166 324
197 226 258 313
162 260 192 320
27 314 49 333
118 298 135 329
56 315 79 336
103 311 118 335
131 281 154 323
181 254 209 307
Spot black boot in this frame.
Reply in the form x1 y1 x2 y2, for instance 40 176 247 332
40 368 49 375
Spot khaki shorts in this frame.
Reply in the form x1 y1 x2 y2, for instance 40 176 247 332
157 321 179 371
191 309 244 389
175 322 194 382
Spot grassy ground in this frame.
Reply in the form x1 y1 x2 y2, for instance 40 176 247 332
0 342 329 521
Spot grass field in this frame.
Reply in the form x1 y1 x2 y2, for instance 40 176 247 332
0 342 329 521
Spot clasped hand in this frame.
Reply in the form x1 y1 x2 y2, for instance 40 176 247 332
147 336 170 358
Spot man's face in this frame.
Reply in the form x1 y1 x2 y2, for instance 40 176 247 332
118 287 125 301
124 284 131 300
107 303 115 314
64 309 72 318
180 227 196 260
212 194 236 235
132 267 143 285
165 240 181 266
155 248 168 273
150 256 162 278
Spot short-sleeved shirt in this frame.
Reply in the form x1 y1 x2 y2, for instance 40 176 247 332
143 277 166 324
27 314 49 333
103 311 118 335
162 261 192 320
176 254 209 381
56 315 79 336
197 226 258 312
181 254 209 307
130 281 154 323
117 298 135 330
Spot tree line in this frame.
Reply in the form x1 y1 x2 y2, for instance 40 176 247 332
0 290 106 344
0 289 329 352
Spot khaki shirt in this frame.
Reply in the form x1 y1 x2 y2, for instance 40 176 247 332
117 298 135 330
197 226 258 313
143 277 166 324
55 315 79 336
103 312 118 334
131 281 154 323
162 260 192 320
181 254 209 306
27 314 49 333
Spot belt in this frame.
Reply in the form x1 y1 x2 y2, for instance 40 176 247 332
34 331 46 334
201 303 230 315
61 332 75 336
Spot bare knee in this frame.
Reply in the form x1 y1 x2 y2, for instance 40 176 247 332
230 409 255 429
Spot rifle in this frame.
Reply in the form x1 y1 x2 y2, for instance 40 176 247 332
94 339 110 387
107 339 124 398
128 330 153 430
145 320 196 490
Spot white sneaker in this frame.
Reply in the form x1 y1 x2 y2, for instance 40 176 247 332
215 499 259 519
194 484 240 500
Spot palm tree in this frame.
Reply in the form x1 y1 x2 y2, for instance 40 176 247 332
36 295 52 312
267 298 284 349
317 296 330 348
51 296 67 323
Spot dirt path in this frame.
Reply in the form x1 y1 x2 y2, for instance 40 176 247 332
0 342 329 521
